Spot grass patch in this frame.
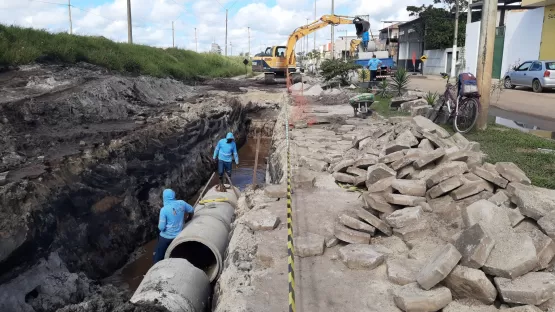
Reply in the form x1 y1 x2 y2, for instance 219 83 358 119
371 95 409 118
465 124 555 189
0 25 250 80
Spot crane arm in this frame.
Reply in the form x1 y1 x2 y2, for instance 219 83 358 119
285 15 369 67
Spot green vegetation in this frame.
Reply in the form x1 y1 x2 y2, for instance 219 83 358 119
390 68 411 96
320 59 361 84
0 25 250 80
371 95 409 118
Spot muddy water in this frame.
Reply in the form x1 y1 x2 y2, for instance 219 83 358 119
112 137 271 291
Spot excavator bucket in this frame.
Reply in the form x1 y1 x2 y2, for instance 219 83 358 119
353 18 370 37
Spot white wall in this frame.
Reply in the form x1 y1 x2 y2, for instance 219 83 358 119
464 21 481 75
500 8 544 78
423 48 462 75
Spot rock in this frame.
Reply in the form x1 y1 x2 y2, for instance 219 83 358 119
418 139 434 151
511 183 555 220
385 143 411 155
400 98 428 112
442 300 499 312
362 192 396 214
0 171 8 186
346 166 367 177
473 167 508 188
334 223 371 244
495 162 531 185
426 161 468 188
384 193 426 207
339 214 376 234
514 222 555 270
372 235 409 254
332 159 356 173
443 265 497 304
482 232 538 279
293 169 316 189
300 157 329 172
428 175 464 199
79 140 86 146
416 243 462 290
325 236 339 248
495 272 555 305
488 191 510 206
506 207 525 227
391 95 419 108
366 163 397 185
385 206 423 229
391 151 424 171
338 244 385 270
243 210 280 231
386 258 423 285
462 199 512 237
398 166 415 179
264 184 287 198
391 179 427 197
450 132 470 149
503 306 542 312
367 176 395 193
396 129 420 147
295 233 325 257
393 283 452 312
379 150 406 164
454 223 495 269
451 180 492 200
421 131 453 149
412 116 451 138
353 156 378 169
538 214 555 240
413 148 446 169
411 105 432 117
356 206 393 236
332 172 356 184
393 220 429 242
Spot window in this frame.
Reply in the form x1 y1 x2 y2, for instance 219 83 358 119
276 47 286 57
264 47 272 56
529 61 543 71
546 62 555 70
516 62 532 71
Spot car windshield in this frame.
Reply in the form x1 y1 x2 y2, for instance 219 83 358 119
547 62 555 70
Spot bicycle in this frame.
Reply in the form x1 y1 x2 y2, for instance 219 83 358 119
427 77 480 134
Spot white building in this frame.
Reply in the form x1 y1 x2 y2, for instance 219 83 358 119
210 43 222 54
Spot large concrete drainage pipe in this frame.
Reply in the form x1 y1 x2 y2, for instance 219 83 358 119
130 258 210 312
165 185 239 282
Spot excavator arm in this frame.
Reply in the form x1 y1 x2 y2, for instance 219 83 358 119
350 39 361 55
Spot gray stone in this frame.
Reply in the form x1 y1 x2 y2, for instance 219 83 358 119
473 166 509 188
418 138 435 151
413 148 446 169
412 115 451 138
400 98 428 112
385 143 411 155
462 200 513 238
443 265 497 304
428 175 464 199
385 193 426 207
346 166 367 177
0 171 8 186
538 213 555 240
426 161 468 188
325 236 339 248
396 129 420 147
398 165 416 179
391 151 424 171
339 214 376 234
295 233 325 257
356 206 393 236
243 210 280 231
379 150 406 164
385 206 423 229
482 232 538 279
367 176 396 193
456 191 495 208
338 244 385 270
362 192 396 214
393 220 429 242
504 306 543 312
496 162 531 185
511 183 555 220
506 207 525 227
451 180 492 200
353 156 379 169
366 163 397 185
421 130 454 149
495 272 555 305
386 257 423 285
393 283 452 312
332 172 356 184
416 243 462 290
332 158 356 173
334 223 371 244
488 191 511 206
372 235 410 254
515 221 555 270
391 95 419 108
450 132 470 149
264 184 287 198
300 157 329 172
411 105 432 117
442 300 499 312
391 179 427 197
293 169 316 189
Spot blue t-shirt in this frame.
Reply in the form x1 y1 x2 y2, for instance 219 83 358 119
213 132 239 164
367 58 382 71
158 189 194 239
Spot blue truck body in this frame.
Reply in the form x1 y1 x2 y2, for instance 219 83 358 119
355 57 396 69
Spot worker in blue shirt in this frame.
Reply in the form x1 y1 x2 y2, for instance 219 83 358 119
367 54 382 90
362 31 369 52
153 188 194 264
213 132 239 191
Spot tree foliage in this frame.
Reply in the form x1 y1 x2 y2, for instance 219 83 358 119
320 59 360 84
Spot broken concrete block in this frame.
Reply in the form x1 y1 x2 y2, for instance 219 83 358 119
503 306 543 312
264 184 287 198
506 207 525 227
451 180 493 200
515 221 555 270
496 162 531 185
397 166 415 179
450 132 470 149
391 179 427 197
338 244 385 270
300 157 329 172
385 206 423 229
442 300 499 312
538 213 555 240
385 193 426 207
407 239 444 262
393 220 429 242
332 158 356 173
295 233 325 257
379 150 405 164
416 243 462 290
366 176 395 193
386 257 423 285
428 175 464 199
353 156 378 169
372 235 409 254
473 166 509 188
420 202 432 212
443 265 497 304
512 183 555 220
293 169 316 189
366 163 397 185
456 190 494 208
243 210 280 231
385 143 411 155
393 283 452 312
396 129 419 147
334 223 371 244
462 199 512 237
426 161 468 188
339 214 376 234
418 138 435 151
346 166 367 178
413 148 446 169
488 190 510 206
325 236 339 248
362 192 396 214
332 172 356 184
391 151 424 171
421 130 454 149
412 115 451 138
495 272 555 305
482 232 538 279
356 206 393 236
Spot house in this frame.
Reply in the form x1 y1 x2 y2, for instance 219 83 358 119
379 23 400 57
397 18 425 72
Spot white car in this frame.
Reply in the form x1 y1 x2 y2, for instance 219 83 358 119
503 60 555 93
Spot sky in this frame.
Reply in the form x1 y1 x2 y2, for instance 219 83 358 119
0 0 434 55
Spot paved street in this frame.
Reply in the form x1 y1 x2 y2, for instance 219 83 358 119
408 75 555 130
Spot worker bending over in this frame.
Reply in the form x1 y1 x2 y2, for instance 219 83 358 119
213 132 239 191
153 188 194 264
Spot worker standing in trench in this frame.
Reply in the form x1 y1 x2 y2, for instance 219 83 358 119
153 189 194 264
213 132 239 192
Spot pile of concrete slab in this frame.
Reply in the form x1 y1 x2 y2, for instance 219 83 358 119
324 115 555 311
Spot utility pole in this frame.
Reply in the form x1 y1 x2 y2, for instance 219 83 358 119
172 21 175 48
248 27 251 59
475 0 498 130
225 9 228 56
230 42 233 56
314 0 316 52
126 0 133 44
343 30 348 61
467 0 473 24
68 0 72 35
195 28 198 52
306 18 309 56
450 0 460 78
331 0 335 59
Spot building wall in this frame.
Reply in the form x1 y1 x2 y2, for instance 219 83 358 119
464 21 481 75
540 4 555 59
423 48 462 75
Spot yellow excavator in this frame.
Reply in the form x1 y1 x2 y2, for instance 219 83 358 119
350 39 362 57
252 15 369 84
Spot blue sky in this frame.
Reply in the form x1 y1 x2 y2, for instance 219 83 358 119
0 0 430 54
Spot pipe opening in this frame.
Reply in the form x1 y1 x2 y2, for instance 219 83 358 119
169 241 218 279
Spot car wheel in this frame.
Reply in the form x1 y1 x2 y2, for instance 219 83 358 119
504 77 515 89
532 79 543 93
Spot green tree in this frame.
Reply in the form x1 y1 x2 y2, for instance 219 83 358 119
406 5 469 50
320 59 361 85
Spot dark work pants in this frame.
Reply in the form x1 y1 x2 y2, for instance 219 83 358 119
369 70 377 89
153 235 174 264
217 160 232 180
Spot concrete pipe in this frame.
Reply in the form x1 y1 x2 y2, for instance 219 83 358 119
130 258 210 312
165 185 239 282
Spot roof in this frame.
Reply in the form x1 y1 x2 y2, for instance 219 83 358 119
379 23 400 32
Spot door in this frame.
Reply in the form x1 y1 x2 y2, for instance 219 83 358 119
446 52 453 75
512 61 532 85
526 61 543 87
492 26 505 79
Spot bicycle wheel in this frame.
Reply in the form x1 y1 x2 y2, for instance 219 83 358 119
453 97 479 134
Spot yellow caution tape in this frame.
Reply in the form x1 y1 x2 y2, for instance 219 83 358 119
286 105 296 312
198 198 229 204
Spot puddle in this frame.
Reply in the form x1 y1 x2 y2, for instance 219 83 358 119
110 136 271 291
494 117 555 140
